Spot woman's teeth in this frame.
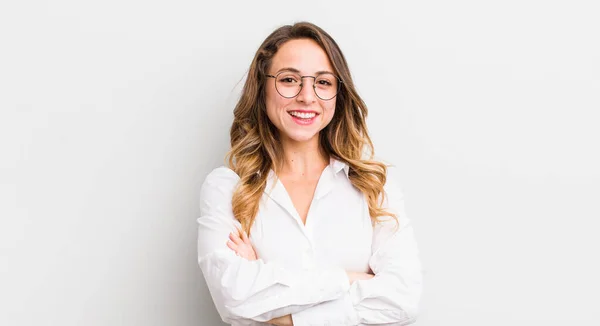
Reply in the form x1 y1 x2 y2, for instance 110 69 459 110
289 111 317 119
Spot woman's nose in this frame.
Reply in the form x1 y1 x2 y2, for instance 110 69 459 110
296 77 317 103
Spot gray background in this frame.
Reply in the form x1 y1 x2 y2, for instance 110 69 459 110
1 0 599 325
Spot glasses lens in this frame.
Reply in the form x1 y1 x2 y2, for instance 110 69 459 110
314 73 339 100
274 72 302 98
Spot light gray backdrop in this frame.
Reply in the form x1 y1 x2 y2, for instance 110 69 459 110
1 0 599 325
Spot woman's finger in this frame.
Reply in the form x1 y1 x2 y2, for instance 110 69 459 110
240 228 251 244
235 226 250 244
227 241 246 257
226 240 237 251
229 232 243 245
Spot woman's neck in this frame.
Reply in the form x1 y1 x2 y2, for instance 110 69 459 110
279 135 329 177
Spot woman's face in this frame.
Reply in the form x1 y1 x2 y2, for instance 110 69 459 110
265 38 337 144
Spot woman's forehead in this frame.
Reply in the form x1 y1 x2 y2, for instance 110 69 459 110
270 39 334 74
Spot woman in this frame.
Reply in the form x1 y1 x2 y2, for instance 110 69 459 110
197 22 423 326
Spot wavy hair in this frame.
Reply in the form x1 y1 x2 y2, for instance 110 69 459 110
226 22 397 235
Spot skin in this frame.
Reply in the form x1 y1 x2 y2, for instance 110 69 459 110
226 39 374 325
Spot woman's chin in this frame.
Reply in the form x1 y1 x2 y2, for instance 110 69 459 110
282 131 319 144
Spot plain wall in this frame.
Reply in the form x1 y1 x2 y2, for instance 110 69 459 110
1 1 599 325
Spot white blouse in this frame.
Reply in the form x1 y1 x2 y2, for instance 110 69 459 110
197 158 423 326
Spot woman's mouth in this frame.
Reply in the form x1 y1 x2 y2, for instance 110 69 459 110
288 111 318 125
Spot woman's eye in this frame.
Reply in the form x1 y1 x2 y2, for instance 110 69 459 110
280 77 297 83
317 80 332 86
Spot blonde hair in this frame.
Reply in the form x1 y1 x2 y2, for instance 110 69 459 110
226 22 397 235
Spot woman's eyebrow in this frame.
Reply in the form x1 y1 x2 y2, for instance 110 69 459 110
314 70 335 75
276 67 335 75
276 67 301 73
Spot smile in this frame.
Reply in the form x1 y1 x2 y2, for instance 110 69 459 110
288 111 319 125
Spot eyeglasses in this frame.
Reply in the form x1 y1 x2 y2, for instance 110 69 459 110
266 71 342 101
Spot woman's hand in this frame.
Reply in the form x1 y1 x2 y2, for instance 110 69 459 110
226 227 258 261
268 314 293 326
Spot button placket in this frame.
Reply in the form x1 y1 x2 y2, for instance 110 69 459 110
302 245 315 268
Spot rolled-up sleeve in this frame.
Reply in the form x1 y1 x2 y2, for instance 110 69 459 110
291 166 424 325
197 167 351 324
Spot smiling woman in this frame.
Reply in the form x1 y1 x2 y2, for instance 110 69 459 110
197 22 423 326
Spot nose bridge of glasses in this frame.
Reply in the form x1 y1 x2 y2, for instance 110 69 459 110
299 75 317 88
298 77 317 100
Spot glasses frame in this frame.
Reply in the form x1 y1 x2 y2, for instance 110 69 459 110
265 71 343 101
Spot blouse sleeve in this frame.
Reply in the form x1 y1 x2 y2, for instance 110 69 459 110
197 167 351 325
291 166 424 325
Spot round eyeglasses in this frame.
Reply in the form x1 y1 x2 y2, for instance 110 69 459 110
266 71 342 101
